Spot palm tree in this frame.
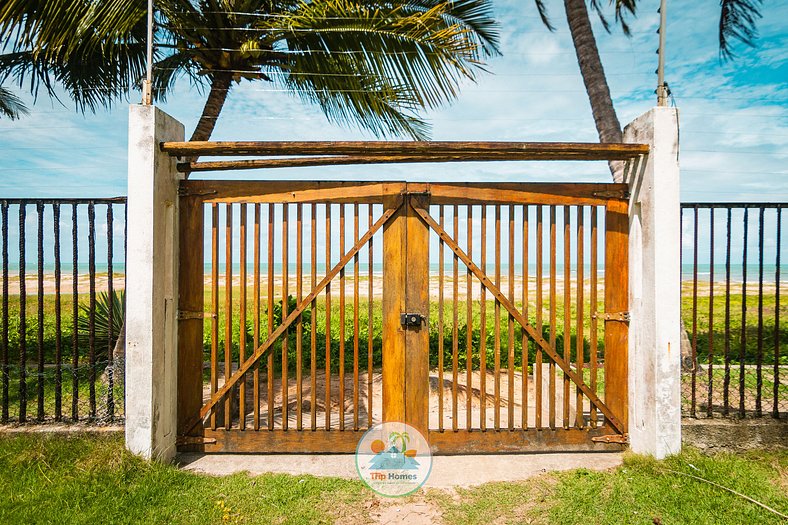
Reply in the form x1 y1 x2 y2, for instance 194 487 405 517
534 0 764 180
0 0 502 142
0 86 28 120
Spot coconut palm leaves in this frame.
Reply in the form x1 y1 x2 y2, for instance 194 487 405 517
719 0 763 59
0 86 28 119
0 0 501 140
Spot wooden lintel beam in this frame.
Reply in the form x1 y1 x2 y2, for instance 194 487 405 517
162 140 649 160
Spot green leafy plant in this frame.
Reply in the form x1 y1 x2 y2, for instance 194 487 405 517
77 290 125 358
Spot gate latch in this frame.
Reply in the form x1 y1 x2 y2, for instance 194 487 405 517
592 311 630 323
401 313 426 328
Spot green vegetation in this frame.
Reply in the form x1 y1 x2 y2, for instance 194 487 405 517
1 433 786 524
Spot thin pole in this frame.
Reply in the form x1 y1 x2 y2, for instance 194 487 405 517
142 0 154 105
656 0 669 106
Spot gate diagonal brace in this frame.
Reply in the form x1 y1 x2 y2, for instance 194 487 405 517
409 201 626 435
181 196 404 437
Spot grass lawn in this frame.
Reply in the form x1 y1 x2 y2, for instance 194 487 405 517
1 433 786 524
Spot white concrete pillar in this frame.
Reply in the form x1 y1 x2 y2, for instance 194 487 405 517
623 107 682 459
125 105 184 461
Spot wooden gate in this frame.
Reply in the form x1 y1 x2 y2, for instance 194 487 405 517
176 180 629 454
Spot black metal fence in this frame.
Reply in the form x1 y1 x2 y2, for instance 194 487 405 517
0 198 126 424
680 203 786 419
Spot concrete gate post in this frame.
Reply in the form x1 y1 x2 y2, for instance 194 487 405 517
125 105 185 461
624 107 682 459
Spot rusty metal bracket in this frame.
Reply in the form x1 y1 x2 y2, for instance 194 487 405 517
177 310 217 321
592 311 630 323
176 436 217 446
591 433 628 445
592 189 630 200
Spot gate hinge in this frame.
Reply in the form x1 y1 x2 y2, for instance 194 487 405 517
592 189 630 200
177 310 217 321
591 433 628 445
176 436 217 446
592 311 630 323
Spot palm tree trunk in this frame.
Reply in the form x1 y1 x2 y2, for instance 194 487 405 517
563 0 625 181
189 72 233 142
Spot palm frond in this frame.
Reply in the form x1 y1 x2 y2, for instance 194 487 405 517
533 0 555 32
719 0 762 60
0 85 28 119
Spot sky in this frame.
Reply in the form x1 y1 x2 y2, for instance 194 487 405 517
0 0 785 268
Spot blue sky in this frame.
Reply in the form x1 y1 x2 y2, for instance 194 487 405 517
0 0 786 201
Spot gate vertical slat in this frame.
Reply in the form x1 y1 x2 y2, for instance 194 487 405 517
297 203 304 431
589 207 599 427
437 206 445 431
239 203 247 431
351 203 359 431
366 203 374 429
576 207 585 428
493 205 501 431
549 206 557 430
324 204 332 430
253 204 261 431
479 205 487 430
281 203 289 430
338 204 344 431
267 204 274 430
534 206 542 429
106 204 114 422
756 207 764 417
521 205 529 430
310 203 317 431
691 206 699 417
508 205 515 430
563 206 571 429
452 205 459 431
210 204 219 430
224 204 233 430
466 206 474 431
723 208 732 415
603 199 629 430
739 209 749 417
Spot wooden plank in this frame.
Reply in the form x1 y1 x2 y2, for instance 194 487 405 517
549 206 557 430
296 204 303 431
452 205 459 431
282 203 289 431
604 199 629 431
177 195 204 437
382 193 406 424
239 204 247 431
325 204 332 430
183 181 628 206
508 205 515 430
224 204 233 430
192 427 624 454
162 140 649 159
427 426 625 455
353 204 360 431
535 206 543 429
253 204 261 430
367 204 374 428
339 205 346 430
466 205 473 430
310 204 318 431
590 207 599 427
494 206 501 430
563 207 571 429
479 206 487 430
210 205 219 430
267 205 275 430
522 205 529 430
405 192 431 436
576 207 585 428
437 206 445 431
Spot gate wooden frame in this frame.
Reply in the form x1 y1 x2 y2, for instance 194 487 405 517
170 142 647 454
